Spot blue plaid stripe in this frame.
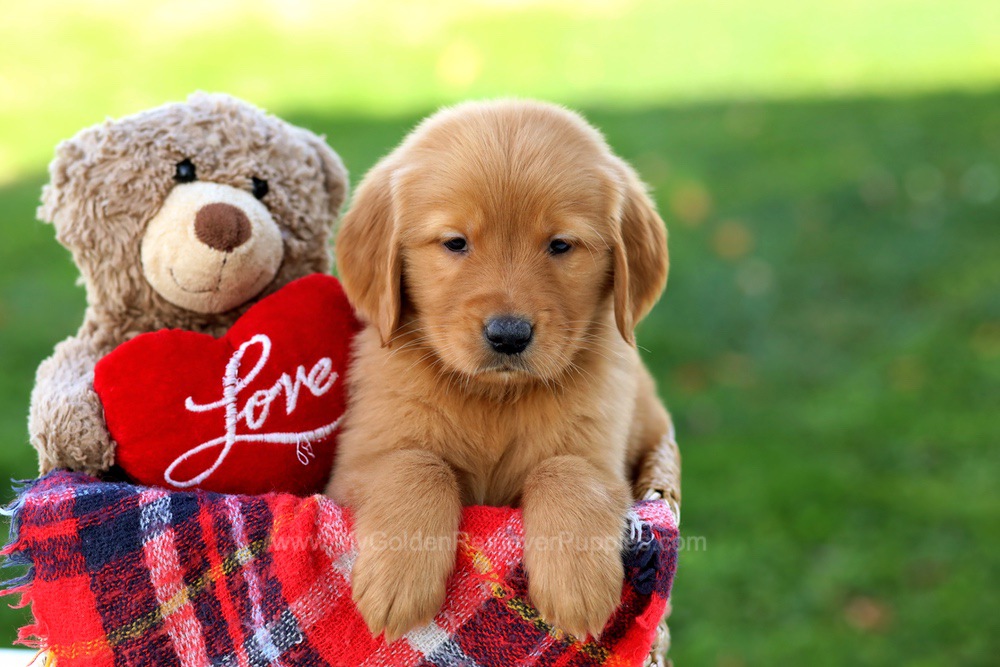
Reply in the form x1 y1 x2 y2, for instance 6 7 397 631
425 639 483 667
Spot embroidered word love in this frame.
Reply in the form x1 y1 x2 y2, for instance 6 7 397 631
165 334 341 488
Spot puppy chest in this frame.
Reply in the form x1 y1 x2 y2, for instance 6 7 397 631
449 412 575 506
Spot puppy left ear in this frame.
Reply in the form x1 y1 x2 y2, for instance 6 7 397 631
335 162 402 346
610 160 669 345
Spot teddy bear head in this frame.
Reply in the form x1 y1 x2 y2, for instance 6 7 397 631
39 92 347 329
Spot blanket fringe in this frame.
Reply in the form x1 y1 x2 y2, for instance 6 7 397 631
1 478 46 650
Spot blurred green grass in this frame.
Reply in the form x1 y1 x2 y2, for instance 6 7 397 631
2 0 1000 180
1 91 998 664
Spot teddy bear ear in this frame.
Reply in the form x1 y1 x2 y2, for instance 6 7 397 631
297 129 349 221
37 136 87 228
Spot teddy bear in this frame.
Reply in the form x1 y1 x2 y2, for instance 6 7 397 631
29 92 349 479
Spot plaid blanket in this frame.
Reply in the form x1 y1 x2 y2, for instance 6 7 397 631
2 472 677 667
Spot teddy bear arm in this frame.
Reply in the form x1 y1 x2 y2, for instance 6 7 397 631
29 336 116 476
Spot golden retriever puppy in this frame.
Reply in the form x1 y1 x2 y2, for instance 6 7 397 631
329 99 671 641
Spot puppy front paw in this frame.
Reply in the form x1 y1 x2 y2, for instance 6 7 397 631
527 545 624 639
351 542 452 642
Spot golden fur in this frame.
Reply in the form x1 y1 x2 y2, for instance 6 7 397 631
329 100 671 640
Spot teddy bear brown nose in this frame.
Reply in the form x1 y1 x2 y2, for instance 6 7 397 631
194 203 252 252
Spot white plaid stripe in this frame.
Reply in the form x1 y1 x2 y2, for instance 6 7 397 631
283 500 355 633
139 490 211 667
406 622 450 655
286 566 348 634
224 496 285 667
422 639 483 667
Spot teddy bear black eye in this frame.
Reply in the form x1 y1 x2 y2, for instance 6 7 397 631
548 239 573 255
174 159 197 183
251 177 269 200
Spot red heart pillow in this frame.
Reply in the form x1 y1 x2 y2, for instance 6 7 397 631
94 274 361 495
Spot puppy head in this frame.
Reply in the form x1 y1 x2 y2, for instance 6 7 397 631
336 100 667 383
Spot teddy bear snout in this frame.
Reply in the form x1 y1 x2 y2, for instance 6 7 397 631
194 203 252 253
141 181 285 313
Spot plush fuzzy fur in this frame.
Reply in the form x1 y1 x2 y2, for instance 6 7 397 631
329 100 672 640
140 181 285 314
30 92 347 475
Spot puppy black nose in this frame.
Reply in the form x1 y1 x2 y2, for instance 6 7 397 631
484 316 533 355
195 203 252 252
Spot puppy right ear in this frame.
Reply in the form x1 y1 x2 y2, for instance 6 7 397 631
610 158 669 345
335 163 402 346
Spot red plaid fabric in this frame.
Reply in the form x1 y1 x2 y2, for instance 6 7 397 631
2 472 677 667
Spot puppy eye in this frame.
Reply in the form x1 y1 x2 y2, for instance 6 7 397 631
443 237 468 253
251 177 269 200
548 239 573 255
174 159 197 183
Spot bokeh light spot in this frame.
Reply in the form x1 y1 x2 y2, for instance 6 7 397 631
713 352 755 389
437 39 484 89
960 162 999 204
904 164 944 204
971 321 1000 358
736 258 775 297
888 355 926 394
635 152 671 188
670 180 712 227
712 219 754 260
676 362 708 395
859 165 898 208
844 596 893 633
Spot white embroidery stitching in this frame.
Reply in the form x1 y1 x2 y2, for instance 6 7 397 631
166 334 340 488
